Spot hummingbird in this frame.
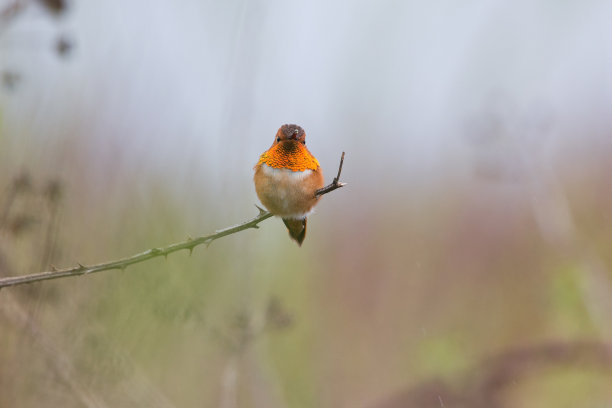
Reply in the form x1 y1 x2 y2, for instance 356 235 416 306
254 124 325 246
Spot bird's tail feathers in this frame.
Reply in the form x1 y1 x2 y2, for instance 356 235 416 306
282 218 307 246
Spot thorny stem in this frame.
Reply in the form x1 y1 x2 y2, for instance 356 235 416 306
0 152 346 289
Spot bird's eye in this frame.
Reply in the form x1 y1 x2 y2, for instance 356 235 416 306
276 137 281 142
302 140 306 145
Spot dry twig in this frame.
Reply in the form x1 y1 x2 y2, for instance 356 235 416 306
315 151 346 197
0 152 346 289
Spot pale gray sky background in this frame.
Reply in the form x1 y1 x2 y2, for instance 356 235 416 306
1 0 611 197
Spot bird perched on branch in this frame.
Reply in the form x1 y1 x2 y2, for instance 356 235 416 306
254 124 324 245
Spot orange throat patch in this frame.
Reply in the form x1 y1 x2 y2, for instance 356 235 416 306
257 141 320 172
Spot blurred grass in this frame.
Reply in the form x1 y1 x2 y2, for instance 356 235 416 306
503 369 612 408
1 132 612 407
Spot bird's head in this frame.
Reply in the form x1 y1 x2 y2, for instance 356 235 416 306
273 124 306 146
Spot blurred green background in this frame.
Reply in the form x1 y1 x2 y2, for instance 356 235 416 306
1 1 612 407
